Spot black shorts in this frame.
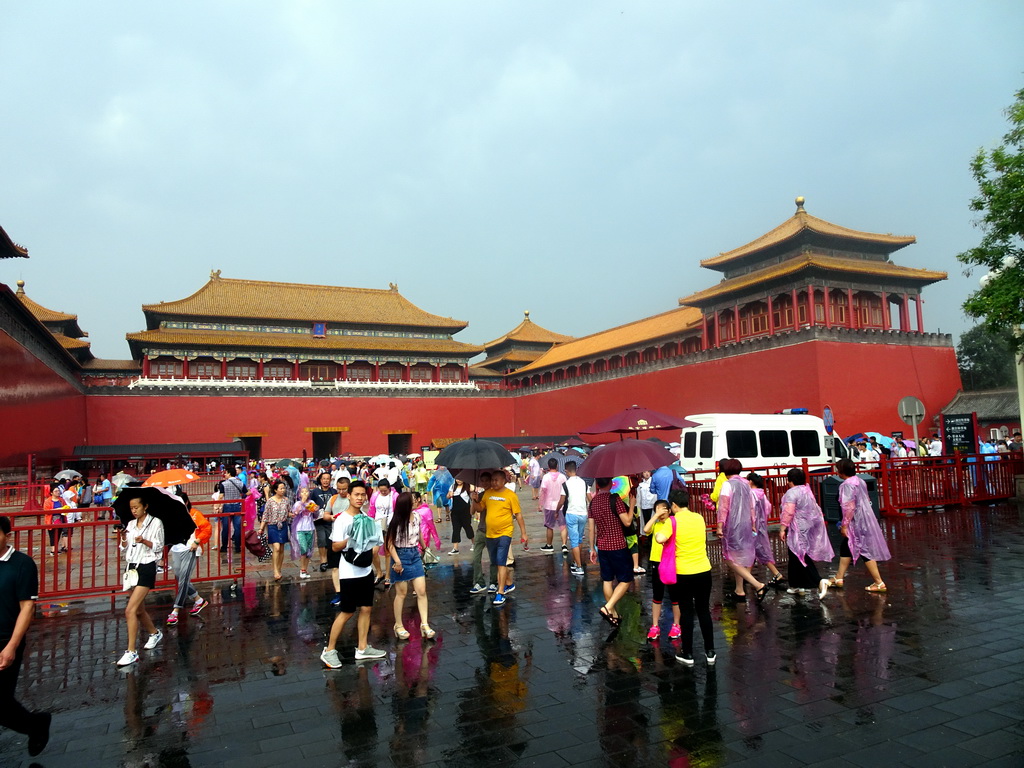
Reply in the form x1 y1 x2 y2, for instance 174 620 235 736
131 561 158 590
315 520 331 549
336 573 375 614
326 546 342 569
597 548 634 584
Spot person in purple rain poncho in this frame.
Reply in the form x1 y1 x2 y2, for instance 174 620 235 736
715 459 769 602
778 468 834 600
289 487 318 580
830 459 890 593
746 473 785 588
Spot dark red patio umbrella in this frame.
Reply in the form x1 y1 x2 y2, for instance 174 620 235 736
579 405 700 438
575 440 679 479
559 436 589 448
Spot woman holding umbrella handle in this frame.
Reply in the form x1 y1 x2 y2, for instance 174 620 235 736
117 497 165 666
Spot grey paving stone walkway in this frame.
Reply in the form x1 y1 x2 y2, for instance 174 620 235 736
2 499 1023 767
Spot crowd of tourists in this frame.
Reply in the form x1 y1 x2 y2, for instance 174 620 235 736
0 441 972 757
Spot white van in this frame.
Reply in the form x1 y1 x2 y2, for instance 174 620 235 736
677 413 848 473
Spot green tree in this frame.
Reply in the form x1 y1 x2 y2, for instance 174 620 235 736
957 324 1016 390
957 87 1024 351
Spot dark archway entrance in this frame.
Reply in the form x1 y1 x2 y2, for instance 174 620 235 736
387 433 413 456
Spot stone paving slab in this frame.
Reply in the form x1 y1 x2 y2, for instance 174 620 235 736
2 498 1023 767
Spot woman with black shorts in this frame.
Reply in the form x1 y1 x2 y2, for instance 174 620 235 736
446 479 474 555
117 496 165 666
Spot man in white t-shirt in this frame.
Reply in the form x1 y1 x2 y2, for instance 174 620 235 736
558 461 592 577
319 481 386 669
854 441 879 471
928 436 943 457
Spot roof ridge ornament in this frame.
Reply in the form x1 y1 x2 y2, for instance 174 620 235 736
15 279 25 295
524 310 530 320
795 196 806 213
389 282 398 292
210 269 222 280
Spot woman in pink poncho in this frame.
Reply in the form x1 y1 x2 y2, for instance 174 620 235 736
831 458 890 592
413 492 441 557
746 473 785 587
715 459 769 602
778 468 834 599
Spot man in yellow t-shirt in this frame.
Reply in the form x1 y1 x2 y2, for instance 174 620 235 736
473 472 527 606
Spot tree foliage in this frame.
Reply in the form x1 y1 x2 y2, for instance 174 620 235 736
957 324 1016 390
957 87 1024 351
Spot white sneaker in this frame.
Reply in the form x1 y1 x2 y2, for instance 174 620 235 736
320 648 342 669
143 630 163 650
354 646 386 660
818 579 830 600
117 650 139 666
299 571 311 580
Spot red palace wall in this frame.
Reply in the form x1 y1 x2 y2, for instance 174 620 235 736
510 340 963 443
84 394 515 458
0 329 87 468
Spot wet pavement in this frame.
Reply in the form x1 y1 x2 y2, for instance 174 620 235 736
3 499 1024 767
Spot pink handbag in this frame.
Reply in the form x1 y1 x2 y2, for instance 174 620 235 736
658 517 678 585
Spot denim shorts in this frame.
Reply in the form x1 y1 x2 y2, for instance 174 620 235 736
266 523 288 545
565 514 587 548
390 546 425 583
485 535 512 567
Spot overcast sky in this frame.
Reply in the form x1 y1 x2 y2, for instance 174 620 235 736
2 2 1022 359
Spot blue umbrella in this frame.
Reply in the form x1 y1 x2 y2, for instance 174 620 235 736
865 432 895 449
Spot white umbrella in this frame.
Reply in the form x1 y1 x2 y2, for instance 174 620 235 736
369 454 391 465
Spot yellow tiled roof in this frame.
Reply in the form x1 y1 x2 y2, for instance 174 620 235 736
468 365 503 378
1 224 28 259
680 254 947 306
514 306 702 374
477 349 545 369
703 206 916 268
143 275 468 330
484 312 573 347
15 284 78 323
126 328 483 356
54 333 90 350
81 358 142 370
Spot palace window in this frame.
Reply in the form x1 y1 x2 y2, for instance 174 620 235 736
742 302 769 336
772 296 793 328
264 365 291 380
152 360 182 378
854 292 884 327
440 366 461 382
411 366 433 382
379 364 403 382
227 362 258 379
829 291 847 324
301 363 335 381
191 362 217 378
718 310 736 341
348 365 372 381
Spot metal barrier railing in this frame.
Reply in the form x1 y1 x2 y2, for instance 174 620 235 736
9 501 245 600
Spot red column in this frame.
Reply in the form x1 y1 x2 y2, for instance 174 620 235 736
901 292 910 331
767 295 775 335
373 363 380 382
257 361 265 379
142 357 150 377
791 289 799 331
880 291 890 329
182 358 190 379
824 289 832 329
432 365 440 383
220 359 227 378
915 294 924 333
847 288 856 329
403 363 411 382
807 284 815 326
701 314 709 350
733 303 741 341
293 360 300 379
340 362 347 380
461 365 469 382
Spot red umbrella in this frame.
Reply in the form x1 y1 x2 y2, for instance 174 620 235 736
559 436 589 448
575 440 679 479
579 405 700 438
142 468 200 488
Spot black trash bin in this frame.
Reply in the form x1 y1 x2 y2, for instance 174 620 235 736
820 473 880 523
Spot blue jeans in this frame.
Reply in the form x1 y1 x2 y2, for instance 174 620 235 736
220 502 242 551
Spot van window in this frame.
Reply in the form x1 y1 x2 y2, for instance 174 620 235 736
759 430 790 458
726 430 757 458
791 430 821 457
699 431 714 458
683 432 697 458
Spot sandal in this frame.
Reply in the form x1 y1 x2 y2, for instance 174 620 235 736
755 584 769 602
421 624 436 640
599 606 620 627
828 576 844 588
394 623 410 640
865 582 887 593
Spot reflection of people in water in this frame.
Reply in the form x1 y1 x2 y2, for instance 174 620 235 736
661 657 722 766
786 599 840 706
123 669 195 768
598 648 649 765
389 638 438 767
449 603 528 762
327 663 379 766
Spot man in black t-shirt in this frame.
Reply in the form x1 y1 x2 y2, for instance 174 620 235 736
0 515 50 756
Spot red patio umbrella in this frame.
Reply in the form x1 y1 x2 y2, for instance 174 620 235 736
579 405 700 438
575 440 679 479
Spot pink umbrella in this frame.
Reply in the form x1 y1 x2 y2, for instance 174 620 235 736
576 440 679 479
579 404 700 438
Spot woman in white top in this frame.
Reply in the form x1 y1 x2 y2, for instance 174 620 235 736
117 495 166 666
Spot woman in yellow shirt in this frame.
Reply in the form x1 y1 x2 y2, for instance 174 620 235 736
656 489 716 666
643 500 681 641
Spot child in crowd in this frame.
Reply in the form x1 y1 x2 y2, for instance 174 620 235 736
414 492 441 560
643 499 681 640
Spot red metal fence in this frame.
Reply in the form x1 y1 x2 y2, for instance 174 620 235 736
8 500 245 599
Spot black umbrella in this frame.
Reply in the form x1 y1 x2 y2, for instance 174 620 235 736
539 451 574 473
113 485 196 546
435 438 516 471
274 458 301 469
